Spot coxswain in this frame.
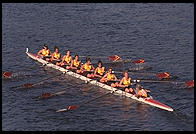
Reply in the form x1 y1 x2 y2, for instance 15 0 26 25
57 50 72 66
135 84 150 98
88 61 105 79
76 58 95 77
66 55 81 71
117 71 135 94
100 67 118 87
50 46 61 64
37 44 51 60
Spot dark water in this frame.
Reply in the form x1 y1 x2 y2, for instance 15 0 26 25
2 3 194 131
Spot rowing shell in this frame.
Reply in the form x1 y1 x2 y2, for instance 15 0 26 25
26 48 173 112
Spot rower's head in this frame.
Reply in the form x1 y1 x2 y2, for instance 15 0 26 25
54 46 59 53
97 60 103 67
75 55 79 60
86 58 91 64
43 44 48 49
108 67 113 73
66 50 70 56
123 70 129 78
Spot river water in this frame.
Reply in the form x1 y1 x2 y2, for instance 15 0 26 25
2 3 194 131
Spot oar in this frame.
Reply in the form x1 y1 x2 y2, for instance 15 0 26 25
80 55 109 59
36 77 100 100
2 71 33 78
2 65 41 78
185 80 194 88
113 71 176 79
128 66 153 71
56 88 120 112
34 90 74 100
80 55 145 64
109 56 145 64
11 72 65 89
133 79 194 88
2 72 12 78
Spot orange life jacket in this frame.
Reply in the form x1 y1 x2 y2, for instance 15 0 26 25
97 67 105 75
63 56 72 63
84 63 93 71
73 60 80 67
53 52 60 59
42 49 50 56
123 77 131 86
107 73 115 80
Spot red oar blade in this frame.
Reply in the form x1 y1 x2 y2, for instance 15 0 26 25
109 55 120 61
3 72 12 77
41 93 52 98
185 80 194 88
133 59 145 64
24 83 33 88
157 72 170 79
67 105 79 111
56 105 79 113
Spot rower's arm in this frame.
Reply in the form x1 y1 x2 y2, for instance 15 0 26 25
70 60 74 67
114 75 118 81
118 78 126 88
51 53 55 60
59 54 62 60
145 89 151 92
102 73 107 79
61 56 65 63
80 64 85 71
119 78 123 85
91 65 95 70
37 50 42 55
94 68 98 75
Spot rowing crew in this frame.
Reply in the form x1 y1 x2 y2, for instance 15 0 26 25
37 44 150 98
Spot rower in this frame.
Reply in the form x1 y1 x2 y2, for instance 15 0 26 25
88 61 105 79
50 46 61 65
76 58 95 77
100 67 118 87
66 55 81 71
117 71 135 94
135 84 150 98
37 44 51 61
57 50 72 67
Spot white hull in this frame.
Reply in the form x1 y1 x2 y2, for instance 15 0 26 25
26 48 173 112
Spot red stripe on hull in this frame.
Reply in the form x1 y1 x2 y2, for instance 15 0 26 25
145 98 171 109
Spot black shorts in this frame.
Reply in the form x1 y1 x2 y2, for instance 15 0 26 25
123 86 136 94
82 71 92 77
51 60 61 65
67 68 77 73
42 56 51 60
